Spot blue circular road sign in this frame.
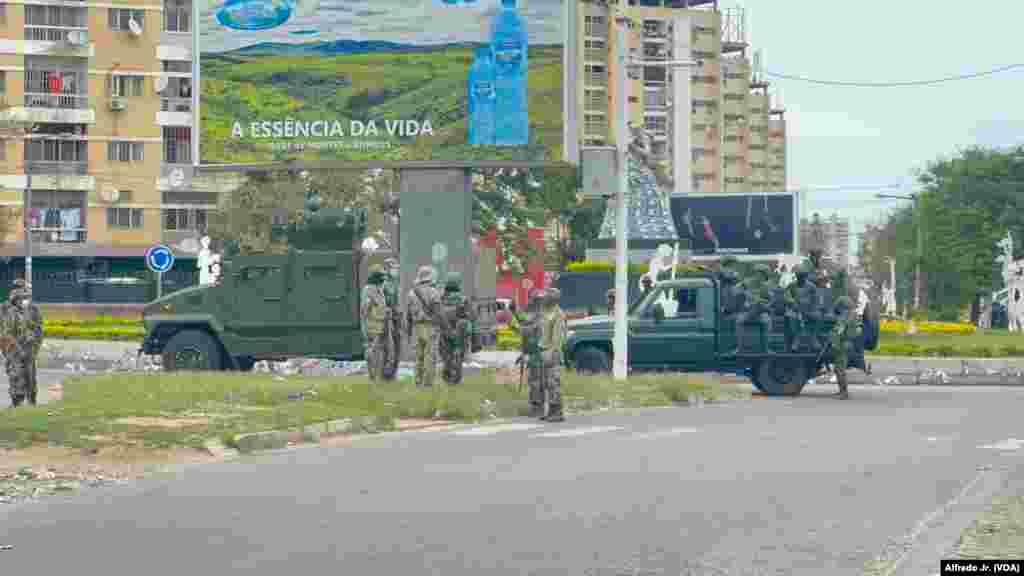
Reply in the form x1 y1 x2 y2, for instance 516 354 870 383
145 244 175 274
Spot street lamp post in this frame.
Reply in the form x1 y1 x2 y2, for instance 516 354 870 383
877 192 922 311
610 14 699 381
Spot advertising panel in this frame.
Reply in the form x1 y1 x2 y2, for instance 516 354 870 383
199 0 565 164
669 193 797 257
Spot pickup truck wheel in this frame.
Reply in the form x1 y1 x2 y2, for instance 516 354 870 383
163 330 223 372
756 357 808 396
575 346 611 374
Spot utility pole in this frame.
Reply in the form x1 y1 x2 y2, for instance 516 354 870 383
877 192 921 310
610 12 699 381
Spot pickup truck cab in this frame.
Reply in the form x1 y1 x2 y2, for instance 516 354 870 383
563 273 879 396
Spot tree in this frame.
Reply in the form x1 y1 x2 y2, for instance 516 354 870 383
868 145 1024 320
207 169 396 255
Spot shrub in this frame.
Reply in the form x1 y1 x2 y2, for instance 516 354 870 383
565 260 710 275
880 319 976 335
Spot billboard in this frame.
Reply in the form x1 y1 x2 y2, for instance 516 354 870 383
669 193 797 257
199 0 565 164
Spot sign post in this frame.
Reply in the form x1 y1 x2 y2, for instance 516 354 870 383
145 244 175 300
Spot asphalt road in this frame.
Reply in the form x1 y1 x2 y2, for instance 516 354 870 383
3 385 1024 575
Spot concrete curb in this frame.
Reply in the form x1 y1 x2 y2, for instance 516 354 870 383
227 415 435 454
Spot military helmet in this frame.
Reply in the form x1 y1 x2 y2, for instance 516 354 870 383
367 264 386 284
835 296 852 311
415 265 436 284
445 272 463 292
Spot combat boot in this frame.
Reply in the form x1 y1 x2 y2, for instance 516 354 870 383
9 395 24 408
528 403 544 418
542 404 564 422
835 373 849 400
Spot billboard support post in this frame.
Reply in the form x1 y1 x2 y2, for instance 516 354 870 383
612 17 629 381
191 0 200 168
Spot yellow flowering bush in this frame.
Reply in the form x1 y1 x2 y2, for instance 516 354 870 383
566 260 709 275
880 319 976 335
495 326 522 351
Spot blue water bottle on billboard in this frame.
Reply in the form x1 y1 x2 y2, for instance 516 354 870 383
491 0 528 146
468 47 496 145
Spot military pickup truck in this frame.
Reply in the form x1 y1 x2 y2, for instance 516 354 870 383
140 207 379 372
562 273 880 396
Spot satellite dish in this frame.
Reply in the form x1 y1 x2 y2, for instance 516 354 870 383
128 18 142 36
154 76 168 93
100 185 120 203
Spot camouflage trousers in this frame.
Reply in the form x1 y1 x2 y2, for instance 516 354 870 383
6 355 37 404
413 323 439 388
833 346 849 392
543 361 562 407
527 362 544 407
439 337 465 384
364 331 387 382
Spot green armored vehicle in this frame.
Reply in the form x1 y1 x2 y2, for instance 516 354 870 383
562 272 880 396
140 206 381 372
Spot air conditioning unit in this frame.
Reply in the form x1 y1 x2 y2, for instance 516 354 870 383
109 98 127 111
65 30 89 46
128 18 143 37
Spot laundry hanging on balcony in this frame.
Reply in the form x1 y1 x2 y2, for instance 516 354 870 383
47 74 63 94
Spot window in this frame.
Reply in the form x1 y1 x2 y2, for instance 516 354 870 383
584 64 606 87
163 126 191 164
583 114 606 137
109 8 144 31
0 139 5 161
109 75 144 97
0 71 5 96
162 60 191 73
26 139 87 163
164 0 190 32
584 15 606 38
584 39 605 61
107 207 143 229
25 5 86 40
643 66 666 84
163 207 208 231
0 4 6 25
584 89 605 111
643 116 667 134
108 141 144 162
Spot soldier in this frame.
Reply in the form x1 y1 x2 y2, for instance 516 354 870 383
539 288 566 422
517 289 545 417
360 265 389 382
830 296 860 400
737 264 773 352
605 288 615 315
785 264 811 352
2 280 43 407
439 273 476 385
717 256 741 316
406 265 443 388
380 259 402 381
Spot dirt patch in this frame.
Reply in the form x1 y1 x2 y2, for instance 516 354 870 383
395 418 457 431
494 367 523 389
0 444 218 482
114 417 210 428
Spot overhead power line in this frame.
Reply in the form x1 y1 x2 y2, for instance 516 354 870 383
764 63 1024 87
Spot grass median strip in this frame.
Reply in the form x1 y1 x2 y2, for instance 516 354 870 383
0 369 741 453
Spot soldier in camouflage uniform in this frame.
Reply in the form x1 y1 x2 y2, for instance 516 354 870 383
360 265 390 382
518 289 546 417
439 273 476 385
380 259 402 380
785 265 811 352
406 265 442 388
717 256 742 317
539 288 566 422
2 280 43 407
605 288 615 315
797 263 823 351
736 264 773 352
830 296 860 400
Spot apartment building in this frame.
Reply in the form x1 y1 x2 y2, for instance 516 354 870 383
0 0 215 299
568 0 788 195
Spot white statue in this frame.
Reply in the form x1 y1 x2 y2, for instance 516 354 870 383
639 243 676 292
995 232 1024 331
777 255 803 288
856 287 870 316
209 254 223 285
881 282 897 317
197 236 214 286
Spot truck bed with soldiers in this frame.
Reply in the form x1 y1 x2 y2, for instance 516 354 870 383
562 254 880 398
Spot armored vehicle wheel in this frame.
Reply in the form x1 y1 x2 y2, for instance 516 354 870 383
162 330 223 372
755 357 808 396
862 302 880 351
235 356 256 372
575 346 611 374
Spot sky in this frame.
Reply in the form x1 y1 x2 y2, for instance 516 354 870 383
733 0 1024 255
200 0 562 52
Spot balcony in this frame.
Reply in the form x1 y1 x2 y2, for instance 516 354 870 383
26 160 87 176
584 71 607 87
30 227 87 246
644 89 668 108
158 96 193 126
23 4 91 56
24 92 88 110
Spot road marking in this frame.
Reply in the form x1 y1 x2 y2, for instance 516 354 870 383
530 425 624 439
979 438 1024 451
452 423 544 436
630 427 700 440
